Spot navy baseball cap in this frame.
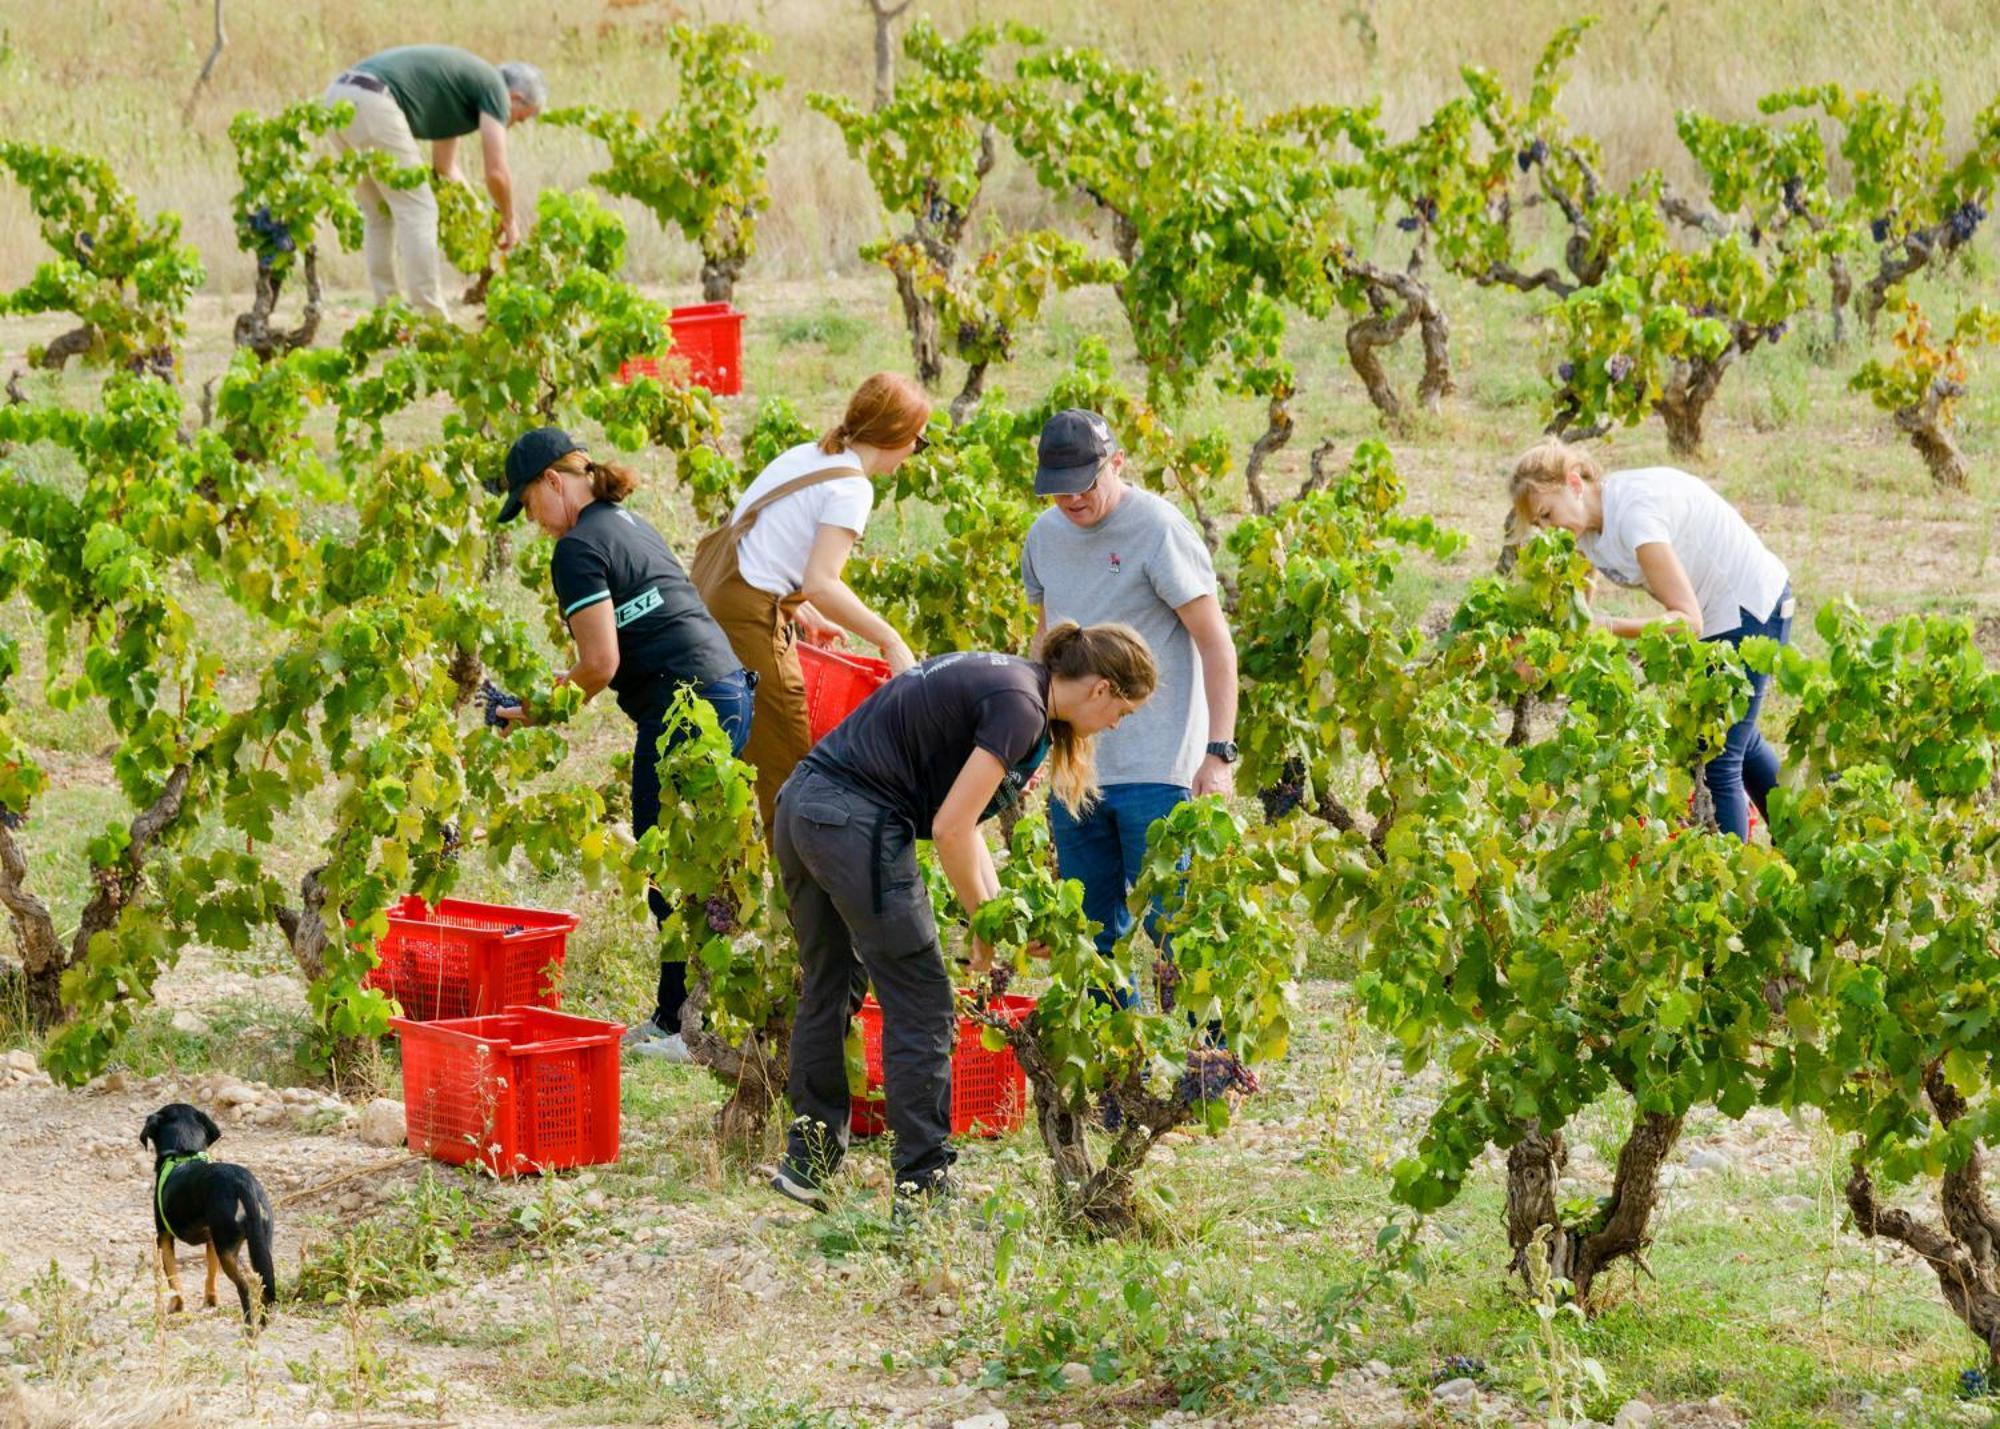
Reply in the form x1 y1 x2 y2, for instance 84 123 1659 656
1034 409 1120 496
498 426 586 523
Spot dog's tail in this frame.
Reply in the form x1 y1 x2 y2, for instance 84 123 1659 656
245 1193 278 1307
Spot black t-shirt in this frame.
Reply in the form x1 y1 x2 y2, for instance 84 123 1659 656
549 502 740 718
803 653 1051 838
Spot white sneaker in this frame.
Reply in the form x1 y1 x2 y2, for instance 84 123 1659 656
621 1017 672 1047
630 1031 695 1064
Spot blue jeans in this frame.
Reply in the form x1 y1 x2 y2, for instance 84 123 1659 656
632 668 756 1026
1702 588 1792 841
1049 782 1189 1006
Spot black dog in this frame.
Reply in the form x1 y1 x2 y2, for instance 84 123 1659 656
139 1103 277 1327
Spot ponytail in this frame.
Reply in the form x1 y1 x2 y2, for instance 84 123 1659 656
1038 621 1159 816
820 372 931 455
586 459 640 504
547 450 641 504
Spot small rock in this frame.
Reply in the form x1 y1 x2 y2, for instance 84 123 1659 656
1363 1359 1393 1380
250 1103 287 1127
1058 1362 1092 1389
1432 1377 1478 1403
215 1082 259 1109
1613 1402 1656 1429
170 1010 209 1036
102 1069 130 1093
952 1412 1008 1429
1858 1393 1879 1416
4 1305 34 1337
1688 1147 1732 1174
358 1097 406 1148
1774 1194 1814 1214
4 1050 36 1075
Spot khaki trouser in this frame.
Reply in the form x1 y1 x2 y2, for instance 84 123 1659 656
324 81 449 320
708 575 811 837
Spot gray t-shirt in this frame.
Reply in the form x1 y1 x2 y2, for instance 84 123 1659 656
1022 488 1216 788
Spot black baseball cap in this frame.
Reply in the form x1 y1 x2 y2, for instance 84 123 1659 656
498 426 587 523
1034 409 1121 496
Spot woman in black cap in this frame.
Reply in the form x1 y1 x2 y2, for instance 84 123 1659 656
495 426 754 1063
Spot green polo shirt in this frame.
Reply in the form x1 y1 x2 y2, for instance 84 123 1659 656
353 45 509 141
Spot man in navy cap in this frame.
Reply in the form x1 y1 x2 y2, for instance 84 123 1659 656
1020 409 1239 985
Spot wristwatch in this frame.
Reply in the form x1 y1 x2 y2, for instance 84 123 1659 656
1205 740 1240 764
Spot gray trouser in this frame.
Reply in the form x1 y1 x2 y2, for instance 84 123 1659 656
775 767 957 1190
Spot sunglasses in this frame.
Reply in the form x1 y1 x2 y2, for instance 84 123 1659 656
1055 453 1114 501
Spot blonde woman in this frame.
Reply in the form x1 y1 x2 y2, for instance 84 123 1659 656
695 372 931 833
1509 437 1794 840
768 624 1158 1214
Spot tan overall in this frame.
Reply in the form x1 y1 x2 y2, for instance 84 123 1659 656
690 467 857 834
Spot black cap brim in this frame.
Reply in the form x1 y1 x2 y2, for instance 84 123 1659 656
496 490 524 524
1034 459 1105 497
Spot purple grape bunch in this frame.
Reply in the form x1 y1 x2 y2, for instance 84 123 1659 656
1557 361 1577 384
702 894 739 935
1948 200 1988 245
1606 353 1635 382
1781 176 1806 216
1516 139 1549 173
1174 1048 1260 1107
0 807 24 833
246 205 296 271
987 962 1014 998
1430 1354 1488 1386
1257 757 1309 823
479 680 522 729
1870 215 1893 244
440 819 462 861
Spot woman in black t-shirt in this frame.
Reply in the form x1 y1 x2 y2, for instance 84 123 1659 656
768 622 1157 1214
495 426 753 1063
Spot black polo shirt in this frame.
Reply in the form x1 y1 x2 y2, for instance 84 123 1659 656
549 502 739 718
803 653 1051 837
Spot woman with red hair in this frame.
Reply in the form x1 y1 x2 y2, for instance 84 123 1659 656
693 372 932 836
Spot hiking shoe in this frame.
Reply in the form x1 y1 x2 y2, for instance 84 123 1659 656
769 1162 830 1212
629 1030 695 1064
891 1175 955 1228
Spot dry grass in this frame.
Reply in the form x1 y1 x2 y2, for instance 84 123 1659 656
2 0 1999 294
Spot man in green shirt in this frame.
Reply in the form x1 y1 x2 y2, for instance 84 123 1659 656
325 46 546 319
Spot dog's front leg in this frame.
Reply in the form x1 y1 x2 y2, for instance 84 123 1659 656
204 1243 220 1308
158 1234 185 1314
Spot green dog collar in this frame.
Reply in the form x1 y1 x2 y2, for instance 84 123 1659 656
155 1150 210 1241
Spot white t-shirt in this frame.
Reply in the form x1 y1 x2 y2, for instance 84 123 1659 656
1578 468 1789 638
729 442 874 598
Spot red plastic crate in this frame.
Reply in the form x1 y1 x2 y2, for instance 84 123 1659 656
391 1006 622 1175
370 896 577 1022
798 644 892 744
616 302 744 395
850 993 1035 1139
